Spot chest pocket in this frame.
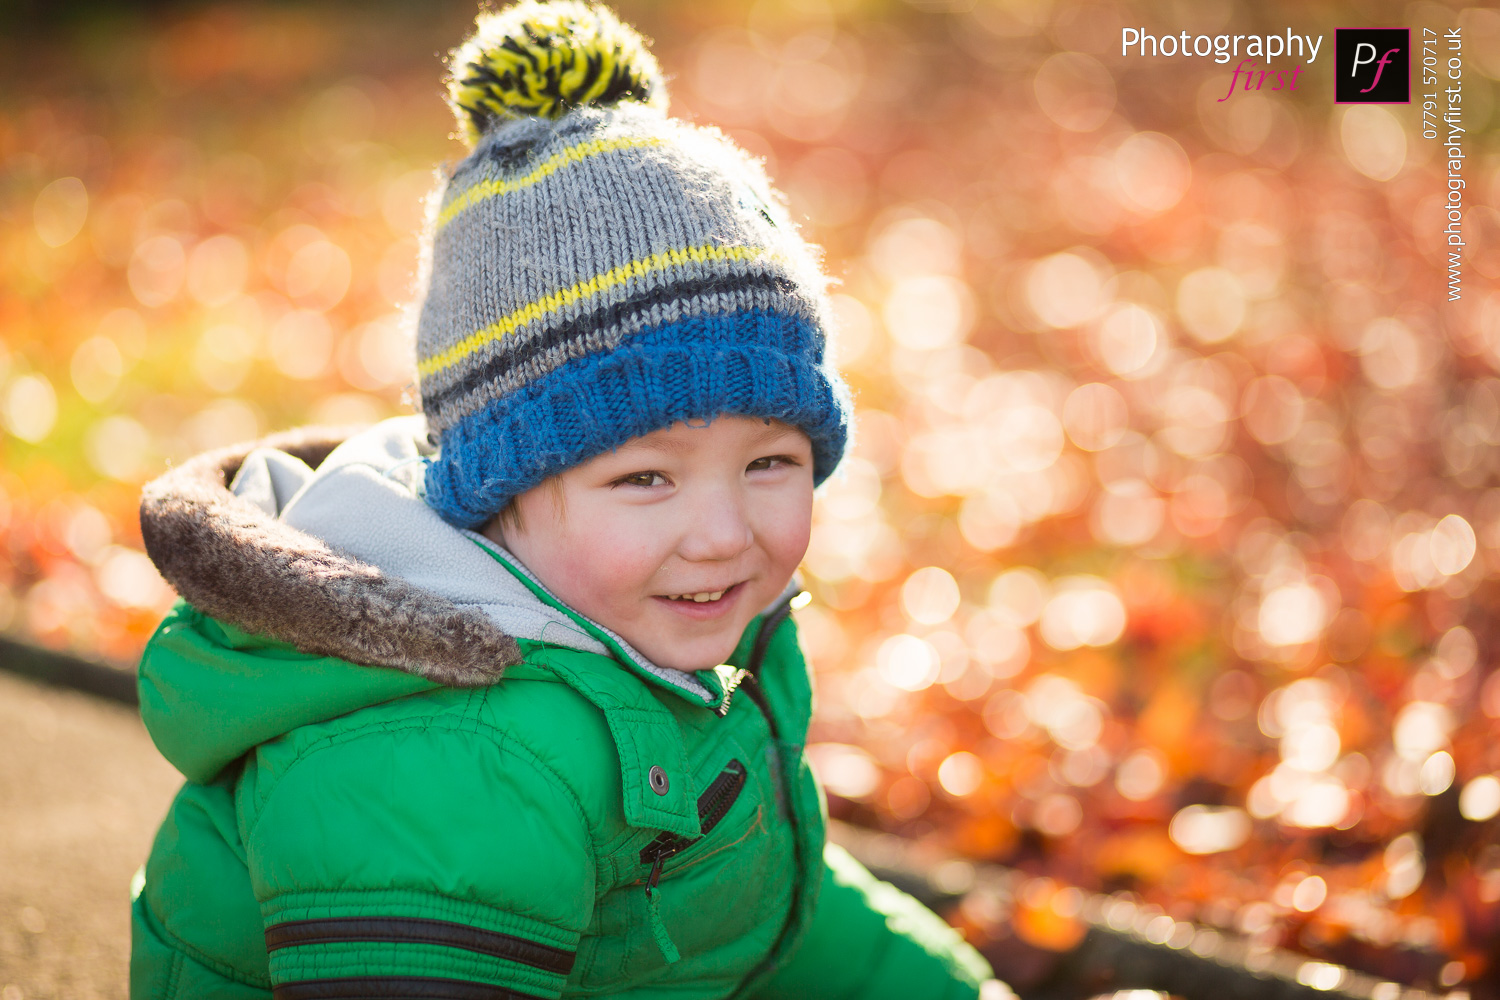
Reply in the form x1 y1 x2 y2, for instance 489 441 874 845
572 753 795 989
639 759 748 874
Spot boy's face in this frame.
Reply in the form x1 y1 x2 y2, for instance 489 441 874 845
483 416 815 672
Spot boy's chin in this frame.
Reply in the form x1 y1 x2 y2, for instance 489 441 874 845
637 631 741 674
649 643 737 673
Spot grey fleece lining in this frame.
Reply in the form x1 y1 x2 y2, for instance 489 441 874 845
138 424 520 688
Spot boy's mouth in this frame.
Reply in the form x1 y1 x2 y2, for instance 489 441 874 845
663 589 728 603
654 582 743 616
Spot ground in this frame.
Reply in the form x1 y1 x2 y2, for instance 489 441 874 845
0 671 181 999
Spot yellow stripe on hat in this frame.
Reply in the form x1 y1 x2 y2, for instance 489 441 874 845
418 243 771 380
435 135 664 231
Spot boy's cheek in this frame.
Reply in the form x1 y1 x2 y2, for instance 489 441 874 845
580 526 666 577
550 531 662 601
779 529 813 571
762 498 815 565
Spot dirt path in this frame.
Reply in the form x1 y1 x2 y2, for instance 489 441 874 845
0 671 182 999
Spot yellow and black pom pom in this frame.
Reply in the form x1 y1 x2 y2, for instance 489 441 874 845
447 1 667 146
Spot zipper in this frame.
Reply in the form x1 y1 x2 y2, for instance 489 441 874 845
638 758 749 964
638 760 749 866
640 591 804 971
749 593 800 680
716 590 803 720
643 852 678 964
731 591 806 995
697 760 749 834
715 667 749 717
736 596 794 742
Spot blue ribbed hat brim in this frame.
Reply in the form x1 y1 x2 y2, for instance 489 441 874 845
423 312 851 530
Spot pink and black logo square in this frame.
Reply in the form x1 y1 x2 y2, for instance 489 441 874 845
1335 28 1410 104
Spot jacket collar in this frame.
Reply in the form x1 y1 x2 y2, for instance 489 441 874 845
139 416 714 701
140 419 522 687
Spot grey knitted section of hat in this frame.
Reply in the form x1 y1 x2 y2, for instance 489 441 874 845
414 103 832 436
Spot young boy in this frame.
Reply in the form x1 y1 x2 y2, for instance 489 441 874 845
130 3 998 997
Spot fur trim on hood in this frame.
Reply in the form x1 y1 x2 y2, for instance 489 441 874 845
139 423 521 687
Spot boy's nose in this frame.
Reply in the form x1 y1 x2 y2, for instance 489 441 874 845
678 491 755 562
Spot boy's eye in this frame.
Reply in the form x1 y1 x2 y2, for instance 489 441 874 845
747 454 800 472
618 471 668 488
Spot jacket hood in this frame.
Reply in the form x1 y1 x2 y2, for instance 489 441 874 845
138 415 714 780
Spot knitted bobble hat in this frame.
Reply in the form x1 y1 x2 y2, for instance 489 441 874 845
417 0 852 530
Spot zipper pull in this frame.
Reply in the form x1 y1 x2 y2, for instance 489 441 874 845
716 667 749 717
643 852 681 964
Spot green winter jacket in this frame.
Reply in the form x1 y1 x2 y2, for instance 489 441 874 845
130 417 992 999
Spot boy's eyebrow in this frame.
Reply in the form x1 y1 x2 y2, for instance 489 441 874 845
746 422 806 449
616 421 802 458
614 434 692 458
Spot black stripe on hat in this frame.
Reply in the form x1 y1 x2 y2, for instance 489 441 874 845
422 270 804 418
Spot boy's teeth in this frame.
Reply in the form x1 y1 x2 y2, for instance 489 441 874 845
668 590 726 602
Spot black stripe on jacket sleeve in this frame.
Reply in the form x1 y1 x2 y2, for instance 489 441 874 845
272 976 545 1000
264 917 576 975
